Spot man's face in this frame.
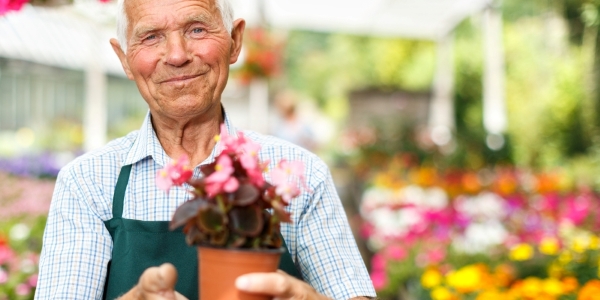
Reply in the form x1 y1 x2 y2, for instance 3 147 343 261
112 0 243 119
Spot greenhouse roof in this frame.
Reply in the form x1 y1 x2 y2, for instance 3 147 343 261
235 0 493 40
0 0 493 75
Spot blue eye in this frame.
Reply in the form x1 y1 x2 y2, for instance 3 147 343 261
145 34 156 41
192 28 203 34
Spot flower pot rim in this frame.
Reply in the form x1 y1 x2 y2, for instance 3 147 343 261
198 245 285 254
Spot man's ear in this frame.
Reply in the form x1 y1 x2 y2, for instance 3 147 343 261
110 38 134 80
229 18 246 64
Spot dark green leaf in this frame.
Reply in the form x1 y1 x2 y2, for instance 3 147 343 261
170 198 207 230
232 183 259 206
229 205 264 237
196 204 226 233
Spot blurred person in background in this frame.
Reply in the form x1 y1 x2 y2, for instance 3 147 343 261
34 0 375 299
272 90 318 152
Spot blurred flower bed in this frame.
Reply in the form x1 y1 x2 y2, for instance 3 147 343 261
361 154 600 300
0 152 65 299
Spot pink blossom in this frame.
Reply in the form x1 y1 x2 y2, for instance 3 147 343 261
0 173 54 218
27 273 38 287
0 244 15 265
269 160 306 202
561 195 591 225
385 245 407 261
426 248 446 264
370 270 387 290
0 268 7 284
15 283 31 296
360 222 374 239
205 154 239 196
216 124 243 155
371 253 386 271
0 0 28 15
156 154 193 193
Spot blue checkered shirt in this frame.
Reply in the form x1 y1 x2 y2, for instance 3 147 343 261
35 110 376 300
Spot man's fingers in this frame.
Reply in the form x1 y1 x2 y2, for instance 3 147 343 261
235 272 295 298
138 263 178 296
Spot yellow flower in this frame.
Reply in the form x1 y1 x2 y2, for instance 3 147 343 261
572 237 588 253
476 290 506 300
510 244 534 261
539 237 560 255
431 286 455 300
558 251 572 264
422 268 443 289
542 278 564 296
589 236 599 250
447 265 485 294
520 277 543 299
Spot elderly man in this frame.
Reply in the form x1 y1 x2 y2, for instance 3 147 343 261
35 0 376 299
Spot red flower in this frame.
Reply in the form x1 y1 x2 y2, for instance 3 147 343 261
156 154 193 193
0 0 28 15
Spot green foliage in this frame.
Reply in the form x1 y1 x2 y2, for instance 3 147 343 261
283 31 435 119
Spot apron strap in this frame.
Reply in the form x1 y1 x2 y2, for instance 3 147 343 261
112 164 132 219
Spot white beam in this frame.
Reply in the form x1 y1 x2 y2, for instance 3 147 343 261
428 33 455 146
482 6 507 135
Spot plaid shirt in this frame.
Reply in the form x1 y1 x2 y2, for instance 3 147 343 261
35 110 376 300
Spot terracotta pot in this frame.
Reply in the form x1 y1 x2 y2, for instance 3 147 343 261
198 246 283 300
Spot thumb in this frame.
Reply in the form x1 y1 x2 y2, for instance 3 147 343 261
139 263 178 296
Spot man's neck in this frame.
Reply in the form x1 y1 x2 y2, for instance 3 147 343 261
150 110 223 167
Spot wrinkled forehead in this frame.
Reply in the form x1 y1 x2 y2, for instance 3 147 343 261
124 0 220 24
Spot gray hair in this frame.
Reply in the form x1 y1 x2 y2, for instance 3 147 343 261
116 0 234 52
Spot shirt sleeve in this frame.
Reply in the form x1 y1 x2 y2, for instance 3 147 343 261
35 166 113 300
294 161 376 299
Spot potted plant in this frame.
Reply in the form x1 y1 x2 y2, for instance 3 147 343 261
156 125 306 300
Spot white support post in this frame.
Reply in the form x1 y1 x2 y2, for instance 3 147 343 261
482 6 507 135
83 64 107 152
428 33 455 146
248 78 269 134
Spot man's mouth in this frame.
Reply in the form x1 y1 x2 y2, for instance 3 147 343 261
161 74 200 83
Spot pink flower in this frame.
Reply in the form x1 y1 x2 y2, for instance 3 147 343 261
360 222 374 239
15 283 31 296
205 154 239 196
156 154 193 193
385 245 407 261
370 270 387 290
216 124 243 155
0 0 28 15
0 268 7 284
0 244 15 265
269 160 307 202
561 195 591 225
27 274 38 287
371 253 386 271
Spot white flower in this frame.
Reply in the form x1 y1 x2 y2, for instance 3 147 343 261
453 220 508 254
10 223 30 241
400 185 448 210
455 192 507 220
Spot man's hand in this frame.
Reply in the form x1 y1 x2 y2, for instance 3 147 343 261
235 271 375 300
119 263 188 300
235 270 331 300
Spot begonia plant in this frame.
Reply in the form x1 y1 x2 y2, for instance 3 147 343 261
157 125 306 249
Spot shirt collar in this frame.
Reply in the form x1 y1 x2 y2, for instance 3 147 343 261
123 106 238 167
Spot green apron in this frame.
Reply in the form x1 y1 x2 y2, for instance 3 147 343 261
102 165 301 300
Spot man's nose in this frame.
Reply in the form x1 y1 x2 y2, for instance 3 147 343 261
164 34 191 67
